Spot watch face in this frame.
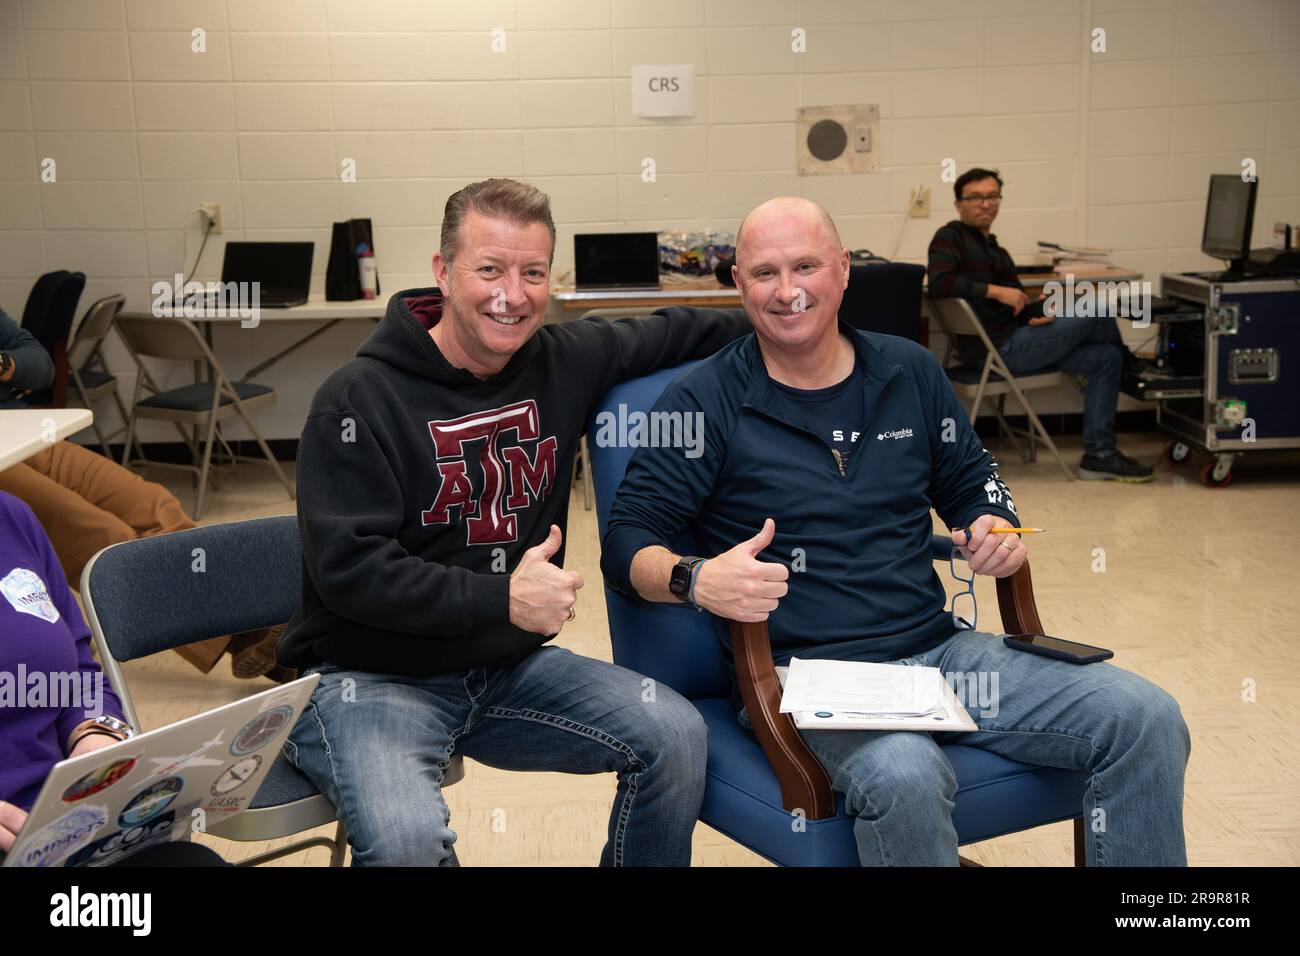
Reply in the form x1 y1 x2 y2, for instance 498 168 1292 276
670 562 691 595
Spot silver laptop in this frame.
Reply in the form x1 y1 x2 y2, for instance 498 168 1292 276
3 674 318 867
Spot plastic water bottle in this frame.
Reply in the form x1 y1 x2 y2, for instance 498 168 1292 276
358 249 377 300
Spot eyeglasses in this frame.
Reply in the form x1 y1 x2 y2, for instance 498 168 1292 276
948 550 977 631
959 193 1002 205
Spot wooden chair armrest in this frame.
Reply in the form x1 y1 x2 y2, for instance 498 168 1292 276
729 620 837 820
728 559 1041 822
995 558 1044 635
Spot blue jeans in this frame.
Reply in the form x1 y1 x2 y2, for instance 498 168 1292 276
284 645 707 866
766 629 1190 866
997 314 1125 458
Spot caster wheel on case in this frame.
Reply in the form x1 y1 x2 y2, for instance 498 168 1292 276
1200 461 1233 488
1165 441 1191 465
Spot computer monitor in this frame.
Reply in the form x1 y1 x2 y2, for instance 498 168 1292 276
1201 174 1257 274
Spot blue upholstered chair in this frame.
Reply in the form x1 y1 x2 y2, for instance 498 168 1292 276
589 361 1091 866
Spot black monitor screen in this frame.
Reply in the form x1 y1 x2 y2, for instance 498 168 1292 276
574 233 660 288
220 241 313 293
1201 175 1256 263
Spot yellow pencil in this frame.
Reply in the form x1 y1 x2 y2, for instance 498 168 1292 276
951 526 1046 535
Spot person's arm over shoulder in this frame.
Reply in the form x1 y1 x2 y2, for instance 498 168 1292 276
586 306 750 397
0 307 54 390
915 346 1020 530
927 224 986 301
599 374 727 598
296 397 509 636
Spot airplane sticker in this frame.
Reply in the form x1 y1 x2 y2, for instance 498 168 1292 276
133 732 227 787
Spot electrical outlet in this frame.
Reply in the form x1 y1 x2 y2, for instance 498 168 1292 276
199 202 223 234
909 186 930 219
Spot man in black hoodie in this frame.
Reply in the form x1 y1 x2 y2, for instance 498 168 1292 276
278 179 749 865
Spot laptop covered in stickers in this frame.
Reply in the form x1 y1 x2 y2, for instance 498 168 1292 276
3 674 318 867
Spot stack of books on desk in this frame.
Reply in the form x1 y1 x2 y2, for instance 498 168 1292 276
1038 240 1114 275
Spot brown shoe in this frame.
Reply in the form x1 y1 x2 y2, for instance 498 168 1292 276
264 664 299 684
230 624 285 679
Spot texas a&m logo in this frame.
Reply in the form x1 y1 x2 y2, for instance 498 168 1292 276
421 400 558 545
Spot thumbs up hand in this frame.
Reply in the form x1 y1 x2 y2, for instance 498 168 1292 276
509 525 585 635
692 518 790 622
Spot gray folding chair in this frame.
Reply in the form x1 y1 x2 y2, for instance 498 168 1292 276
80 514 465 867
64 294 136 459
114 312 294 518
929 296 1074 481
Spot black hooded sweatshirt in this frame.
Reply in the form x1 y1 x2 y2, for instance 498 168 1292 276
277 288 749 676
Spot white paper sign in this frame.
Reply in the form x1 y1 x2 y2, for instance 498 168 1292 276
631 64 696 118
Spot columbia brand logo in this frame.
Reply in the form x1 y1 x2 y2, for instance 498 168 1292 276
876 428 914 440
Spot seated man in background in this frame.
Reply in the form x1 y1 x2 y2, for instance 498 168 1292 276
927 168 1153 482
0 306 282 679
603 196 1190 866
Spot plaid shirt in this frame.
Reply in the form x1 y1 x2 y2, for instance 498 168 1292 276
927 220 1032 351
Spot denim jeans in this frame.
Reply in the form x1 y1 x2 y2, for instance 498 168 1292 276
997 314 1125 458
284 645 707 866
755 629 1190 866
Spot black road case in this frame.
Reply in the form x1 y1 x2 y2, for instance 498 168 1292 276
1149 272 1300 486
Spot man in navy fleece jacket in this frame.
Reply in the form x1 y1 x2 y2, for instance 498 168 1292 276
602 197 1190 867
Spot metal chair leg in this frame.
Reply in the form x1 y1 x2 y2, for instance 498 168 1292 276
1001 370 1074 481
194 408 220 520
995 394 1032 464
329 820 348 867
120 376 144 468
579 434 593 511
987 356 1071 481
969 358 994 426
235 834 340 867
106 383 146 464
89 416 113 460
237 405 295 501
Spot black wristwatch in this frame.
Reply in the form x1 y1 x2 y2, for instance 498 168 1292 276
0 351 13 378
669 556 706 608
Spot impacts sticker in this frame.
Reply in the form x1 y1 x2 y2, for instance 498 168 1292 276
12 804 108 867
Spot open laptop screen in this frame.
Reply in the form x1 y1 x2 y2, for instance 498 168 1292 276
574 233 660 290
220 242 313 295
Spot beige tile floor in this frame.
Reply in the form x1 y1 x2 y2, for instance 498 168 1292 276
107 432 1300 866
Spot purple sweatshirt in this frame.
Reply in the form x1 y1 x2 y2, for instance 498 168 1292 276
0 491 125 812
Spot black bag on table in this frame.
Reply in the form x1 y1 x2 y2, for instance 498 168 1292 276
325 218 380 300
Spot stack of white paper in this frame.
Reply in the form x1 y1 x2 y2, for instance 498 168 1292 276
777 658 978 732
